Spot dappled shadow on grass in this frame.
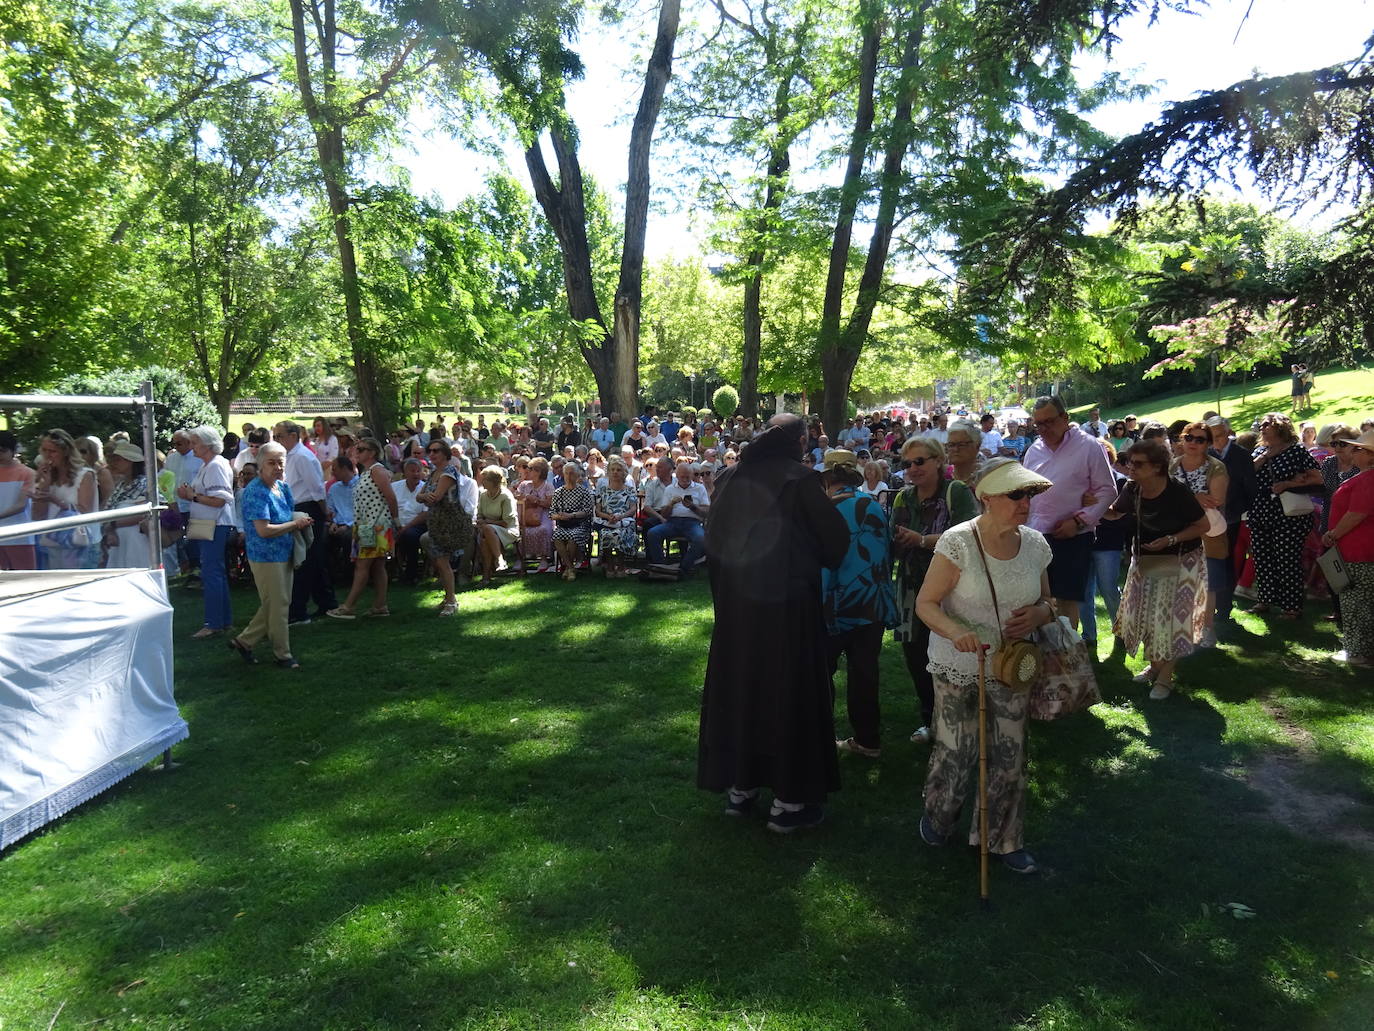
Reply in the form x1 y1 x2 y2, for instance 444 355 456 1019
1 578 1372 1029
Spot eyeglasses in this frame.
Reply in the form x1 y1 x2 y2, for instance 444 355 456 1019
947 439 974 448
426 447 445 454
1129 458 1152 468
1182 434 1209 444
900 457 932 468
1032 415 1064 429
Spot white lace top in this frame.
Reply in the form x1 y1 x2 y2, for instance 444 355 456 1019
926 519 1053 686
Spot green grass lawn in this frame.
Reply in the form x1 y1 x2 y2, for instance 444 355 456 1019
1069 365 1374 431
2 576 1372 1029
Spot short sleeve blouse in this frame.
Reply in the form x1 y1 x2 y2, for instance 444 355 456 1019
242 477 296 563
1329 470 1374 563
926 519 1052 686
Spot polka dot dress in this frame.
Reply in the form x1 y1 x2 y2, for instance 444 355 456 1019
1249 443 1319 612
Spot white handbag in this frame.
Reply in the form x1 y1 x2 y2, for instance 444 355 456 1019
1279 491 1315 517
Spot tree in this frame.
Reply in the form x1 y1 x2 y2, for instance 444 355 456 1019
668 0 828 418
974 45 1374 361
0 0 275 390
286 0 428 435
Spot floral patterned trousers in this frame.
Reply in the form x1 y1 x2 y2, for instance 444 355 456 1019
923 675 1028 855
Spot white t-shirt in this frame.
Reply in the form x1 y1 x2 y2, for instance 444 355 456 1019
980 429 1003 455
660 480 710 520
314 435 340 467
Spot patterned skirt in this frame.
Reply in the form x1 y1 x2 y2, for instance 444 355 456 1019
1114 547 1208 662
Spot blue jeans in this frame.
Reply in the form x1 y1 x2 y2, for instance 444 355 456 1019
200 524 233 630
646 517 705 572
1081 548 1122 641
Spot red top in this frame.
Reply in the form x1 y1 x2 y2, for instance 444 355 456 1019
1330 470 1374 562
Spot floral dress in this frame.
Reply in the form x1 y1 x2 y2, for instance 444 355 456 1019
596 483 639 556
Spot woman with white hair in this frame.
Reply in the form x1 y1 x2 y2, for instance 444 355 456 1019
915 457 1056 875
176 425 236 638
594 456 639 578
229 441 313 668
944 418 983 485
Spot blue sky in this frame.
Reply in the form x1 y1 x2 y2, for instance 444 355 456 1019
395 0 1372 255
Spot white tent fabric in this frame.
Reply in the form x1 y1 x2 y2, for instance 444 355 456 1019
1 568 187 849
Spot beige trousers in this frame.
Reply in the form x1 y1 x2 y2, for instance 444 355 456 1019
240 559 293 660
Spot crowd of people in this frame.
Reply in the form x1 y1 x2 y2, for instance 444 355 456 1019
694 397 1374 869
2 392 1370 855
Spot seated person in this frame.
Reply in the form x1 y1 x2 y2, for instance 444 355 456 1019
645 457 709 577
640 456 675 530
393 457 430 585
325 455 358 583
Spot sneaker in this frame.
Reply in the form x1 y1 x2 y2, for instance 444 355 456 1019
287 616 312 627
766 804 824 834
1131 668 1155 684
910 726 932 744
1148 681 1173 700
1197 628 1217 649
1000 849 1038 874
918 813 948 846
836 737 881 758
724 796 755 818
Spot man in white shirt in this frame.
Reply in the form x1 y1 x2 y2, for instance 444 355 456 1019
1080 406 1109 439
979 412 1003 456
926 414 949 445
646 458 710 576
275 420 337 622
641 456 675 530
392 457 429 585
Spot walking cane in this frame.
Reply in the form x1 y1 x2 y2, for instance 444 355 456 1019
977 643 991 907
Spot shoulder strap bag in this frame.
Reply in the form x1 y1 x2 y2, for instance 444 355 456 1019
971 524 1043 691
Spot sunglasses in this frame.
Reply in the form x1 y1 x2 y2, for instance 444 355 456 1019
1181 434 1209 444
900 457 933 468
1003 488 1044 501
426 447 445 454
1332 440 1352 449
1129 458 1153 468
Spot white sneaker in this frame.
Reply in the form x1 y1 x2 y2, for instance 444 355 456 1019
1148 682 1173 700
1332 650 1350 663
910 726 932 744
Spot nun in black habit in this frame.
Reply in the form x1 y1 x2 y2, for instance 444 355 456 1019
697 414 849 832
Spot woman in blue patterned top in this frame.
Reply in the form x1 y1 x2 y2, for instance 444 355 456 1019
229 442 313 669
821 450 899 758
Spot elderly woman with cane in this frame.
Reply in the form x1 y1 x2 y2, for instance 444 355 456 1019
915 458 1055 875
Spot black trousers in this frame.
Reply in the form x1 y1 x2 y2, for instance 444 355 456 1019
901 626 936 728
396 524 426 583
1215 522 1242 622
826 622 886 749
289 500 337 620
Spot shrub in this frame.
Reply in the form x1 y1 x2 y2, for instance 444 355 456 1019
711 385 739 418
11 366 220 451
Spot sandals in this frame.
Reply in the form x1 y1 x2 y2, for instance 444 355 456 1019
191 627 223 639
438 601 457 617
326 607 357 620
275 657 302 670
227 638 258 664
366 608 390 617
1245 603 1271 615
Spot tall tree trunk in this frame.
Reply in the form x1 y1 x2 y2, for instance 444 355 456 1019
818 2 926 434
289 0 406 437
524 0 680 421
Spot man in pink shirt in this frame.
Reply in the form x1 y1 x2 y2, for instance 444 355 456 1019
1024 395 1117 628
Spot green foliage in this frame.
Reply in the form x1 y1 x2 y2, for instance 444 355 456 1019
11 365 220 448
710 384 739 417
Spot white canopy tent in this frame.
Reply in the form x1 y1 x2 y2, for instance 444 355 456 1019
0 383 187 849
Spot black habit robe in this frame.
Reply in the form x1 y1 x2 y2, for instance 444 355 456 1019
696 418 849 803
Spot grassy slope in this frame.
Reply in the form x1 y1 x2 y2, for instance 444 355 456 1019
1068 366 1374 430
1 576 1371 1030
